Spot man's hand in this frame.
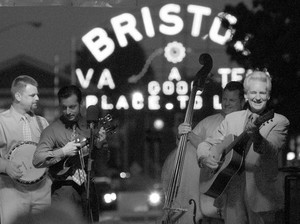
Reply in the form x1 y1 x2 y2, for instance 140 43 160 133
178 122 191 135
198 155 220 170
5 161 23 179
245 122 259 136
97 127 107 142
245 114 260 138
245 115 264 153
62 140 81 157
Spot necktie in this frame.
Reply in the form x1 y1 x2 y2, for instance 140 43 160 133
22 116 32 141
244 113 260 155
72 169 87 186
69 124 86 185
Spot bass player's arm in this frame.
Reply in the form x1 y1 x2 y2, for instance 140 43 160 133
196 119 228 169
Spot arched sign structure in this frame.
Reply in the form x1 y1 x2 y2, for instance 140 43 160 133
76 2 248 112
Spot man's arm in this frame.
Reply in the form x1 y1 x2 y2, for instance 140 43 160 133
251 115 289 158
33 127 81 168
188 132 205 149
177 122 206 149
196 119 228 169
33 128 64 168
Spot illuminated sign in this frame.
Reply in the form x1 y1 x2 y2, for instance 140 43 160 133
79 66 245 110
79 2 244 111
82 3 237 62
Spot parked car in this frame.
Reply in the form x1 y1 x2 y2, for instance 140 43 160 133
97 173 164 222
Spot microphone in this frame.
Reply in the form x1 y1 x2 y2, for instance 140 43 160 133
86 105 99 129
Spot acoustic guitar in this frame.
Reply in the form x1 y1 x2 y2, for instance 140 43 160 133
199 110 274 200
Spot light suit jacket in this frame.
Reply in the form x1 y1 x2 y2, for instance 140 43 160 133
197 109 289 212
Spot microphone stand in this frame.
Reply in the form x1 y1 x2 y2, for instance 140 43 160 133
86 121 95 224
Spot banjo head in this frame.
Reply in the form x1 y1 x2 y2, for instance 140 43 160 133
8 141 46 185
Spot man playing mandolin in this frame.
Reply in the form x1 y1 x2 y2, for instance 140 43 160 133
0 75 51 224
33 85 110 222
197 71 289 224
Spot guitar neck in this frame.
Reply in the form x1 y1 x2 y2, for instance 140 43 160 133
224 131 250 156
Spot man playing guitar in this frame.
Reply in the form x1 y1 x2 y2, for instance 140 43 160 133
198 71 289 224
33 85 109 223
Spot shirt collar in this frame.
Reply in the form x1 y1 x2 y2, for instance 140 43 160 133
10 105 33 122
60 114 86 130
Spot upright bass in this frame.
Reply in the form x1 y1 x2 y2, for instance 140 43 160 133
159 54 213 224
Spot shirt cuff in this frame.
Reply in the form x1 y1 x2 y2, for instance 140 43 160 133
197 142 211 159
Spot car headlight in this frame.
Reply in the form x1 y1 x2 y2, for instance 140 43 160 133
103 192 117 204
148 191 162 207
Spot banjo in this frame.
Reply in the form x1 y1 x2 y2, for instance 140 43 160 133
7 141 47 185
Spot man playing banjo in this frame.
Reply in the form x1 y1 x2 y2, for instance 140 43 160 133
0 75 51 224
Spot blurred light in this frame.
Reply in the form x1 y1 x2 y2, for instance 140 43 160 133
165 103 174 110
97 68 115 89
188 5 211 37
168 67 181 81
116 95 129 110
120 172 130 178
177 95 189 109
234 41 244 51
148 96 160 110
194 95 203 109
148 191 162 207
148 81 161 95
153 118 164 131
242 50 251 56
132 92 144 110
159 4 183 35
176 81 188 95
287 152 296 161
162 81 175 95
85 95 98 108
141 7 155 37
103 192 117 204
81 27 115 63
101 95 114 110
209 12 237 45
76 68 94 89
213 95 221 110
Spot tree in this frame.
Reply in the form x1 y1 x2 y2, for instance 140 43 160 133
222 0 300 133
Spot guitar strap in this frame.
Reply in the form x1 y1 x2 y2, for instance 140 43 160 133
243 113 255 153
239 113 255 171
